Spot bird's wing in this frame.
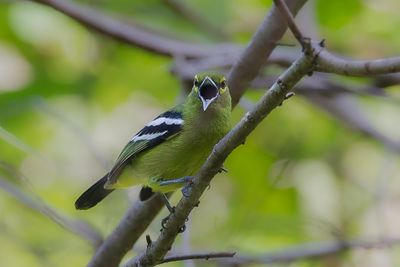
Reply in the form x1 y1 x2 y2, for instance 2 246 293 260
106 107 184 186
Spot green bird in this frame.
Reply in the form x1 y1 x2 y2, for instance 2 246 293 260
75 73 231 210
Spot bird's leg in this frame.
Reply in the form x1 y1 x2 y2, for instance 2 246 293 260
158 176 194 187
160 193 187 233
160 193 175 230
161 193 175 213
158 176 194 198
181 182 193 198
181 176 194 198
158 177 194 232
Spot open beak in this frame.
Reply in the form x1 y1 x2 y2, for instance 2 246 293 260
198 76 219 111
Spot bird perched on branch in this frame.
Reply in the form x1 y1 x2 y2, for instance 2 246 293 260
75 73 231 210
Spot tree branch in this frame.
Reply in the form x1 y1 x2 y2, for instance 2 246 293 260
159 251 235 265
84 2 311 266
35 0 399 265
228 0 308 107
316 50 400 76
87 194 166 267
32 0 239 58
273 0 306 47
124 43 319 267
272 0 400 77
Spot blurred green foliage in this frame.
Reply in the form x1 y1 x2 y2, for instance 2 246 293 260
0 0 400 266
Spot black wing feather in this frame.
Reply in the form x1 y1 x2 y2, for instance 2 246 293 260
106 108 183 185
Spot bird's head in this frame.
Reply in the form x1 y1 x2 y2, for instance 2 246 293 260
192 73 230 111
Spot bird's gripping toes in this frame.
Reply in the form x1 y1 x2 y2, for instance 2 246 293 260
75 73 232 228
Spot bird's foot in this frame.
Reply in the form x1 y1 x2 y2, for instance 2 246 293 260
160 194 175 231
160 211 187 233
158 176 195 197
160 193 175 213
178 224 186 233
161 214 171 230
158 176 193 187
181 176 194 197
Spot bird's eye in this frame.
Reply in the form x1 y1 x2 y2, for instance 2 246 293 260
194 79 200 87
220 80 226 88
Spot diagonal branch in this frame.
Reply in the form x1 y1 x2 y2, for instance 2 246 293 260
228 0 309 107
124 43 319 267
159 251 235 265
87 194 166 267
273 0 307 47
272 0 400 76
32 0 239 58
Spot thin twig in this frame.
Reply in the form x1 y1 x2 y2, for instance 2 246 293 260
273 0 307 47
159 252 236 265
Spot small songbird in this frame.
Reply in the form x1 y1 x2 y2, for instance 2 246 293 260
75 73 231 210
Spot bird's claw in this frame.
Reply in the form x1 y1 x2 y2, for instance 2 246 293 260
161 205 176 230
181 184 192 197
161 215 170 230
181 176 194 197
161 213 187 234
178 224 186 233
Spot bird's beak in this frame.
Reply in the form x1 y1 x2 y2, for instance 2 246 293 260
198 76 219 111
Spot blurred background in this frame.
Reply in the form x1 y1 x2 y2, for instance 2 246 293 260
1 0 400 266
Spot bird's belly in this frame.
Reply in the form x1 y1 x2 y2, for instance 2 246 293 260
114 140 213 191
114 112 229 191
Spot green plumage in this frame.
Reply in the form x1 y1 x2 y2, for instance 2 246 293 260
75 73 231 209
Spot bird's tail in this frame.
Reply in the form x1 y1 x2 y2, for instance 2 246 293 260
75 174 114 210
